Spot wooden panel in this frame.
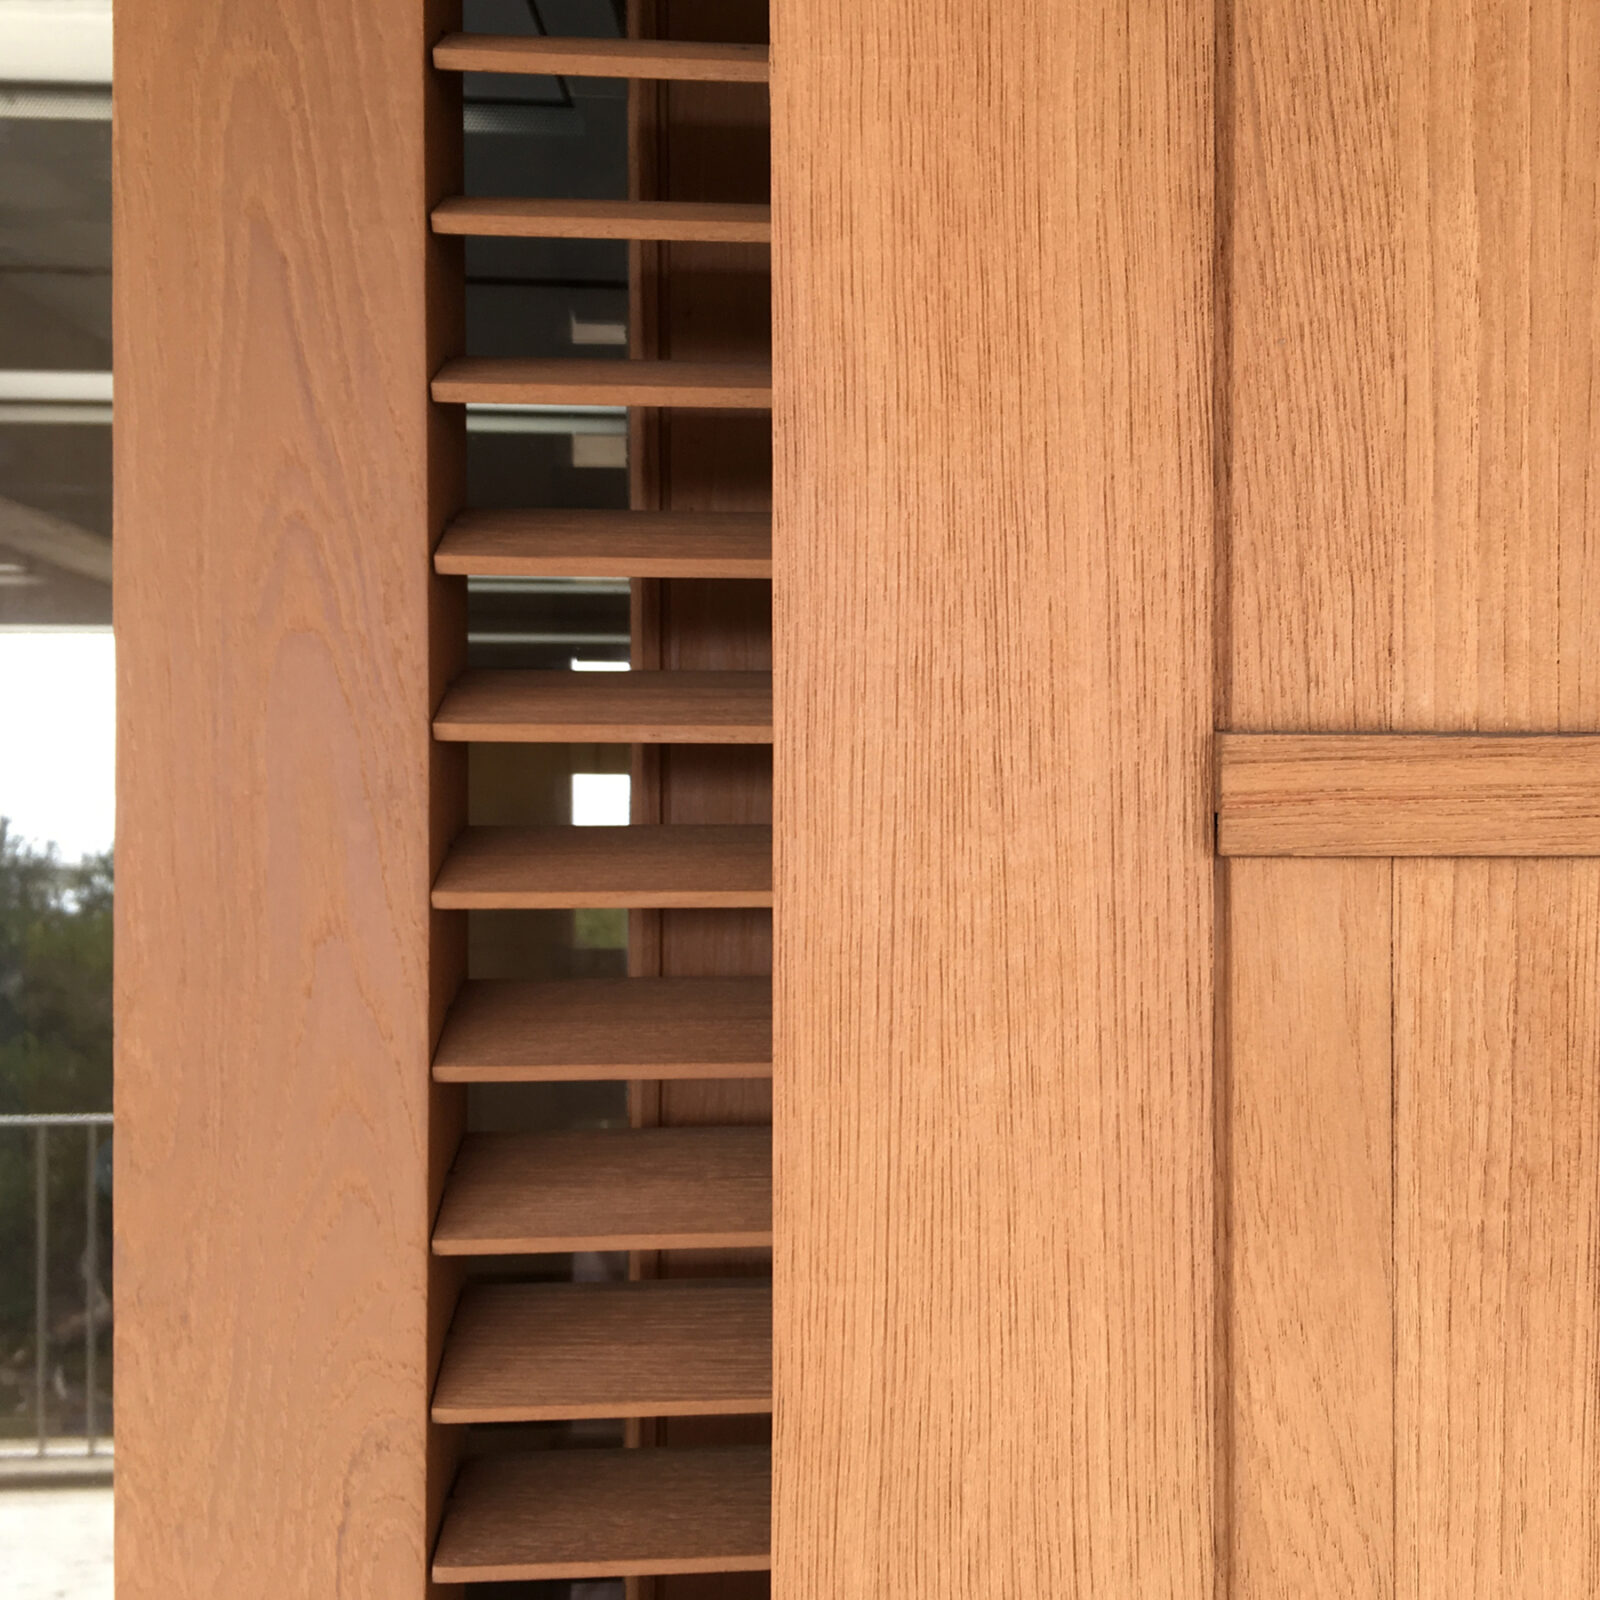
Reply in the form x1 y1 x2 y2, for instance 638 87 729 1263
432 197 771 243
1394 861 1600 1595
431 1279 771 1421
1218 734 1600 856
433 669 772 744
1228 0 1600 732
433 34 770 82
1227 4 1600 1593
1229 859 1394 1598
771 1 1214 1594
435 509 771 579
432 358 771 409
431 1127 773 1254
433 976 771 1081
431 824 772 908
432 1446 772 1583
114 0 462 1595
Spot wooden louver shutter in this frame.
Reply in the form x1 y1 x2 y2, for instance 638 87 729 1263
425 8 776 1591
115 0 1600 1595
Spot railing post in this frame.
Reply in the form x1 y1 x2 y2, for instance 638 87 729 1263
86 1124 98 1454
34 1122 47 1457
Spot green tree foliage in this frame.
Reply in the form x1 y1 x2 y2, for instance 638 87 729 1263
0 819 113 1433
0 820 113 1116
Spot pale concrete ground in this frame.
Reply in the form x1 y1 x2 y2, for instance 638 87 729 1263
0 1487 113 1600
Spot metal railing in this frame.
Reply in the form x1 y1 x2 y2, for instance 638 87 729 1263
0 1112 112 1457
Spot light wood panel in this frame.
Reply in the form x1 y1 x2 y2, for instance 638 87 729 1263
114 0 462 1595
432 34 770 82
1228 859 1394 1598
431 1127 773 1255
1218 734 1600 856
432 1446 772 1584
432 197 771 243
1394 861 1600 1595
435 509 771 579
771 1 1215 1594
1225 1 1600 1592
431 824 773 908
1228 0 1600 731
432 1279 771 1422
432 358 772 409
433 976 771 1081
433 669 772 744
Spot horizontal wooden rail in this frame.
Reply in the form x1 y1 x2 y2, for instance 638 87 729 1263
431 824 773 908
432 358 772 409
1217 733 1600 856
432 197 772 244
432 1445 772 1584
431 1126 773 1255
432 1279 771 1422
433 669 773 744
433 976 771 1082
434 508 772 579
433 34 771 83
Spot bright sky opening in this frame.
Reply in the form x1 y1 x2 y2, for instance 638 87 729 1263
0 630 115 860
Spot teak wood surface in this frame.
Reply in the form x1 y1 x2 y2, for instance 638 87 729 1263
114 0 465 1596
1217 734 1600 855
1224 0 1600 1592
773 0 1216 1593
116 0 1600 1592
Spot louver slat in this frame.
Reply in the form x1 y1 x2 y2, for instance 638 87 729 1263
431 358 772 409
430 824 773 909
433 669 773 744
432 34 770 83
432 197 771 244
433 976 772 1082
431 1126 773 1255
431 1446 773 1583
432 1279 771 1422
433 509 772 579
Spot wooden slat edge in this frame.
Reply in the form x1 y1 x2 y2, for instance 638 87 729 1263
1217 733 1600 856
432 197 772 244
432 358 773 409
432 33 771 83
434 510 772 579
432 669 774 745
431 1446 772 1583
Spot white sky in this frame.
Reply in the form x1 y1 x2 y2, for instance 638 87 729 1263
0 630 115 860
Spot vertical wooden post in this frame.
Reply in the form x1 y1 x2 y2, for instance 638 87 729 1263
771 1 1215 1594
113 2 463 1595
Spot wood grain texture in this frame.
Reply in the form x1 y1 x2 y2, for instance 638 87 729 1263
433 34 770 82
625 14 776 1591
1228 0 1600 731
114 1 462 1595
432 197 772 243
1394 861 1600 1596
432 358 772 409
771 0 1215 1593
1218 734 1600 855
1228 859 1394 1598
433 669 772 744
431 1127 772 1254
431 824 773 908
1225 3 1600 1591
431 1279 771 1421
435 509 771 579
433 976 771 1081
431 1446 772 1583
